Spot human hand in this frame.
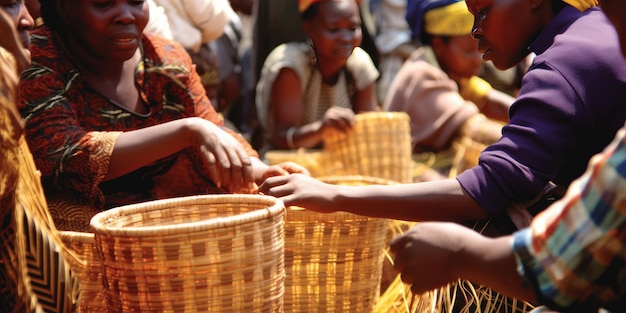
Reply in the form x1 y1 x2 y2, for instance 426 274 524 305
321 106 356 135
190 118 254 192
261 161 311 181
389 222 478 294
258 173 338 213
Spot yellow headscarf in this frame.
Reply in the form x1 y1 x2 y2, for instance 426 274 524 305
423 1 474 37
299 0 361 13
562 0 598 12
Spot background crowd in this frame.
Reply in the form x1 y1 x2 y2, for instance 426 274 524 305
1 0 625 312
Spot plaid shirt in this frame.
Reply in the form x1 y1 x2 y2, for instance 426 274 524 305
513 125 626 312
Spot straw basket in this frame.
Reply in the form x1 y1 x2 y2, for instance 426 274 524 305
283 175 395 313
89 194 286 313
265 148 331 177
59 231 105 312
323 112 413 183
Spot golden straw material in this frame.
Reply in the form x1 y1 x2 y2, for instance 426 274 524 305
323 112 413 183
375 220 535 313
1 47 80 313
59 231 105 312
264 148 331 177
89 194 285 313
284 175 396 313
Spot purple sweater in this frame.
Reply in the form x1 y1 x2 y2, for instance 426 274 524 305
457 6 626 215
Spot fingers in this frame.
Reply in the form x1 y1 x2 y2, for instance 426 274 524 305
323 107 356 133
197 123 254 192
258 175 291 196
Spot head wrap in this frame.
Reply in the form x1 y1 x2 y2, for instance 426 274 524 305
299 0 360 13
406 0 473 41
561 0 598 11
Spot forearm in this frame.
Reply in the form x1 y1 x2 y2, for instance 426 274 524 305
105 118 197 180
275 120 327 149
459 235 538 304
482 89 514 123
334 179 490 222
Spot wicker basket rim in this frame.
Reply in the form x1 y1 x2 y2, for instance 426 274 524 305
59 230 95 242
355 111 409 121
89 194 284 237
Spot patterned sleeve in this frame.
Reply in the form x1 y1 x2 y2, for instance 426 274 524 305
17 33 121 207
512 125 626 311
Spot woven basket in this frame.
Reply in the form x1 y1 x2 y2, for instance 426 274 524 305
264 148 331 177
283 175 395 313
59 231 105 312
323 112 413 183
89 194 286 313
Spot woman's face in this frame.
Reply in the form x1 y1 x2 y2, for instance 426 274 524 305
63 0 149 61
303 0 362 65
466 0 540 70
1 0 34 51
434 34 483 81
599 0 626 57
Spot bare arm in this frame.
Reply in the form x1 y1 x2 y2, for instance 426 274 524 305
259 174 489 222
482 88 514 122
107 117 255 192
352 82 379 112
270 68 358 149
390 222 538 303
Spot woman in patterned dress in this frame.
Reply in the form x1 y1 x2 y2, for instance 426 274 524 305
18 0 307 231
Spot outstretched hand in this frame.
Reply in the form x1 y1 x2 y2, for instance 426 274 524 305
258 173 339 213
261 161 311 181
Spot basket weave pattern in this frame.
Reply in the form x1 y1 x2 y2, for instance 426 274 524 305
323 112 413 183
283 176 393 313
90 195 285 312
59 231 105 312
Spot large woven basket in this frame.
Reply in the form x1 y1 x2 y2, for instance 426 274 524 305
89 194 286 313
283 175 395 313
323 112 413 183
59 231 105 312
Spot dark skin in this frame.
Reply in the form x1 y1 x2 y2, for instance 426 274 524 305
0 0 33 73
269 0 378 149
50 0 308 192
432 34 513 123
229 0 253 15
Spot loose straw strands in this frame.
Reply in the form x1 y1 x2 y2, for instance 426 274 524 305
375 220 535 313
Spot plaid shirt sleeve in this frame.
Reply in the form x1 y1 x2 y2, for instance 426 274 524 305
512 125 626 312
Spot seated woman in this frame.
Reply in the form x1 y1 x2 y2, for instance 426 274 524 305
255 0 379 152
383 0 515 155
18 0 307 232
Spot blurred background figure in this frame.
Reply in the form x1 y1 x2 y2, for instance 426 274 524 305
383 0 514 166
255 0 379 154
